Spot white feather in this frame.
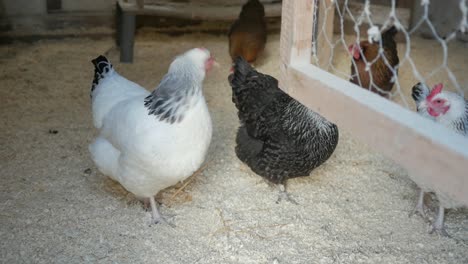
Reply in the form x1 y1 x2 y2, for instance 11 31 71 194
91 70 148 129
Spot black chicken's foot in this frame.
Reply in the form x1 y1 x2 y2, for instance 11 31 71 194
276 184 298 205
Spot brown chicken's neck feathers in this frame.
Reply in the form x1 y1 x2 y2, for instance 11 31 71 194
350 44 399 95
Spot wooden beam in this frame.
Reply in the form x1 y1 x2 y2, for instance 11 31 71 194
282 62 468 206
279 0 315 93
314 0 335 70
117 0 282 20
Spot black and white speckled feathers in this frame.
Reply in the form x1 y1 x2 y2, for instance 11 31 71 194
144 51 207 124
229 57 339 184
144 73 201 124
411 82 429 106
91 55 113 96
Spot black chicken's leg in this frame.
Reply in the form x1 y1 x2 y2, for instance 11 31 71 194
276 183 298 205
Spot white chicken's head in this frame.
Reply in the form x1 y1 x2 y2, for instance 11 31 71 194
423 83 450 117
170 48 216 79
421 83 466 122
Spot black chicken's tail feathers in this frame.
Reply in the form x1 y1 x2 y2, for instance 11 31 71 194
383 25 398 37
411 82 429 105
381 25 398 49
91 55 114 95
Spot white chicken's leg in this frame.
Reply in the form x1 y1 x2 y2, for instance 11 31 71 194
409 189 426 219
148 196 174 227
429 205 449 237
149 196 163 224
276 183 298 205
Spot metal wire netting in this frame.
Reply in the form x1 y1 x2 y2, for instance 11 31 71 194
311 0 467 109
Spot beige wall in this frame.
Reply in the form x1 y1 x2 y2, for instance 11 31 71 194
61 0 114 12
2 0 46 15
0 0 114 33
1 0 114 16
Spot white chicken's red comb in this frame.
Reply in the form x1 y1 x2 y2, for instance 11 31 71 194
427 83 444 101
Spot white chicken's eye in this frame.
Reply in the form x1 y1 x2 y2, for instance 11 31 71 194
435 99 442 103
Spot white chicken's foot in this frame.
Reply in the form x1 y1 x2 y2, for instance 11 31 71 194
276 184 298 205
429 205 450 237
149 196 174 227
409 189 427 219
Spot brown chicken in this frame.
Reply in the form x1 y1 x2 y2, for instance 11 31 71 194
348 26 399 97
228 0 267 63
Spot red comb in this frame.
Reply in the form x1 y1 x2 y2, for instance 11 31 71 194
348 43 360 60
427 83 443 101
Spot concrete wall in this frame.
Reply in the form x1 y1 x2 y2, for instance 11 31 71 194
61 0 114 12
1 0 114 16
0 0 115 34
410 0 466 39
2 0 46 16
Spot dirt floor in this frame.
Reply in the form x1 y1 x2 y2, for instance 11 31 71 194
0 30 467 263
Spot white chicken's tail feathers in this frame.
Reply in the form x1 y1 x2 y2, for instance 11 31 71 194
89 137 120 180
411 82 429 107
91 55 114 96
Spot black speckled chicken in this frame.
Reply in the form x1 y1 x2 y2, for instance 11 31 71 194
228 57 339 203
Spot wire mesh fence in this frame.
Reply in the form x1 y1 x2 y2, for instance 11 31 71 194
311 0 467 109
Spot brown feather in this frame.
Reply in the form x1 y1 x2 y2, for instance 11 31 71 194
350 27 399 97
228 0 267 63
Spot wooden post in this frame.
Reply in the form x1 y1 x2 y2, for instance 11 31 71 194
315 0 335 70
119 6 136 63
279 0 314 93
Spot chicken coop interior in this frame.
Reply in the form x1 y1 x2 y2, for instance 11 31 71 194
1 0 467 263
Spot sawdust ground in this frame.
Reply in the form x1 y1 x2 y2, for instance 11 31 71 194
0 30 467 263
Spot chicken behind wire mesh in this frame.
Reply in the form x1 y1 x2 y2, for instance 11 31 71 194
229 57 339 186
349 26 399 97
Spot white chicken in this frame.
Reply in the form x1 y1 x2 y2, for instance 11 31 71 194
88 48 215 225
411 82 468 236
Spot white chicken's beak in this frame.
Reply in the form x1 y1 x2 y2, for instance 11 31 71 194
205 56 218 72
212 58 220 68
